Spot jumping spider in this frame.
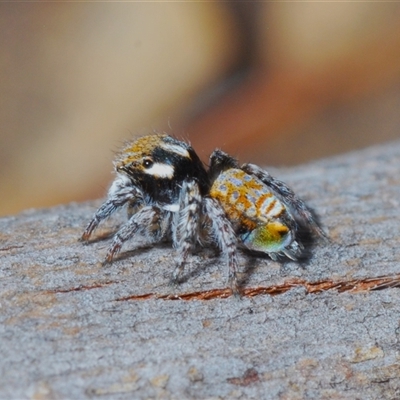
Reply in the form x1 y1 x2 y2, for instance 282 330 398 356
81 134 326 295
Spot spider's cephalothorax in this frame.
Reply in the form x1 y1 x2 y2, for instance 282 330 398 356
82 134 326 295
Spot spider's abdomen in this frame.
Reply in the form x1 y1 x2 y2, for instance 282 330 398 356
210 169 295 253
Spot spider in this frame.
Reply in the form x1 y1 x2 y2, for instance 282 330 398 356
81 134 326 295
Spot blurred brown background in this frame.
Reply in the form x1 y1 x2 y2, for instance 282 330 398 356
1 2 400 216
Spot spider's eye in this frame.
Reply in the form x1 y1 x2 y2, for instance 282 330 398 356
143 158 154 169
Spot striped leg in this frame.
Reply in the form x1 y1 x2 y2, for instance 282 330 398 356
204 197 240 296
171 180 202 283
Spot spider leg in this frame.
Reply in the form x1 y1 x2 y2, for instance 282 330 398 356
105 205 164 262
81 175 142 241
171 180 202 284
204 197 240 296
242 163 327 240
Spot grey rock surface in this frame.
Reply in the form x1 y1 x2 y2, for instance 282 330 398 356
1 140 400 399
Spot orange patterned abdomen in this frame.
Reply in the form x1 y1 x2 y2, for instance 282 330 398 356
210 169 293 252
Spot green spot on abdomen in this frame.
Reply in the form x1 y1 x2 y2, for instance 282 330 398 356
242 222 292 253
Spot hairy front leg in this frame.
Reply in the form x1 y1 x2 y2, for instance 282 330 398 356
81 174 142 241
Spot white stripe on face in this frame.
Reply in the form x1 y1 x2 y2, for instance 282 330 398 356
160 143 190 158
144 162 174 179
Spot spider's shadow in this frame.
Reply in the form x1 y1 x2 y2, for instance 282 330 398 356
171 247 220 284
84 229 172 264
106 241 172 263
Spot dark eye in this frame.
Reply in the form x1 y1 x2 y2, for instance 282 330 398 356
143 158 153 168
